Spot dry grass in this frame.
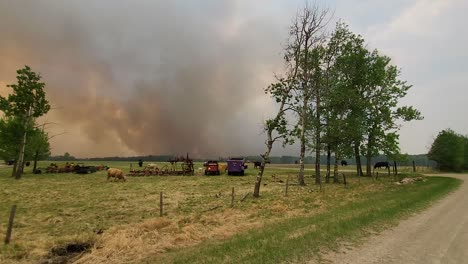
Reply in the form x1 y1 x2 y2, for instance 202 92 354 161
0 161 409 263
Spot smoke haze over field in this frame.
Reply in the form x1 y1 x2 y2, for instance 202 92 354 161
0 1 291 157
0 0 466 158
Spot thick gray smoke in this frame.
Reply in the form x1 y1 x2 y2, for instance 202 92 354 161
0 1 294 157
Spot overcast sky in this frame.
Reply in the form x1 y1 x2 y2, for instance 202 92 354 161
0 0 466 158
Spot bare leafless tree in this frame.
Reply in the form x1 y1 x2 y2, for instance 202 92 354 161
284 3 331 185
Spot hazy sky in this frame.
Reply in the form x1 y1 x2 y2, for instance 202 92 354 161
0 0 466 158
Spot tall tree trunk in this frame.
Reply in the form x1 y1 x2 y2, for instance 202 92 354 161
354 142 363 176
333 153 339 183
298 102 307 186
254 139 273 198
253 97 288 198
15 130 28 179
11 161 18 177
33 150 39 172
315 88 321 185
366 133 373 176
326 144 331 183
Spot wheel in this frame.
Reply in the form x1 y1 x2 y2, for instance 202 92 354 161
240 171 244 176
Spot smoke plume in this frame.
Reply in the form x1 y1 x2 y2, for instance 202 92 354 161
0 1 293 157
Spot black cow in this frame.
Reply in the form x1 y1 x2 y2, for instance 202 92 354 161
138 159 143 167
374 161 389 169
341 160 348 166
253 161 261 169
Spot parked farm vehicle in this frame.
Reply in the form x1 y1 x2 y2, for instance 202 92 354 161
44 163 102 174
128 153 194 176
203 160 220 175
227 157 248 176
73 163 98 174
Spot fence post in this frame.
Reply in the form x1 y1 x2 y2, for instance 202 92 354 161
160 192 163 217
5 205 16 245
285 175 290 197
412 160 416 173
231 187 235 208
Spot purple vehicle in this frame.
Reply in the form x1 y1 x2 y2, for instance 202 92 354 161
227 157 248 176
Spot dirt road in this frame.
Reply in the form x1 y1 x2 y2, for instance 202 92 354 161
322 174 468 264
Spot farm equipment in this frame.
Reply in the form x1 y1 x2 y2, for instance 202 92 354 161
203 160 220 175
128 153 194 176
73 163 98 174
44 163 99 174
227 157 248 176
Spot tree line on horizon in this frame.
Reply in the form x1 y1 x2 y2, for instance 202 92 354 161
45 153 435 167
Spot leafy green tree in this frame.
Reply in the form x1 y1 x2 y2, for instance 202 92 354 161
428 129 465 172
0 117 50 175
253 80 291 197
0 66 51 178
361 50 422 176
326 24 369 177
29 128 51 172
322 22 361 182
464 135 468 171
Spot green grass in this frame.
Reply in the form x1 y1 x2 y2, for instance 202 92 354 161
0 161 459 263
154 176 461 264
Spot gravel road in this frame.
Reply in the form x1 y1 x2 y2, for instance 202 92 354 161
321 174 467 264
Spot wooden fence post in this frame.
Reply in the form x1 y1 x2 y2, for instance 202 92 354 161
285 175 290 197
231 187 235 208
342 173 347 187
5 205 16 245
412 160 416 173
160 192 163 217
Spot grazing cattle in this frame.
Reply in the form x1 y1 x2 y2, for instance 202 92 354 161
107 168 127 181
145 163 158 169
374 161 390 169
253 161 261 169
341 160 348 166
218 163 228 173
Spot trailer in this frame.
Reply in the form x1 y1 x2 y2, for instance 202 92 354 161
227 157 248 176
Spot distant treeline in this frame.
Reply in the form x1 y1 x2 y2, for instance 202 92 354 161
47 153 436 167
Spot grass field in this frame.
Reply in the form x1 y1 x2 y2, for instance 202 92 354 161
0 161 457 263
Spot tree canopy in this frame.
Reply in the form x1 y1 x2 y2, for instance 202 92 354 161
0 66 51 178
428 129 467 172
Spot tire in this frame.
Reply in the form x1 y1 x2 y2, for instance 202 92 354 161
240 170 244 176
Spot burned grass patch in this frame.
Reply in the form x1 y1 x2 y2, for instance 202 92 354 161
42 241 92 264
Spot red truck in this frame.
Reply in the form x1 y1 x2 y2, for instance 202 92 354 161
204 160 220 175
